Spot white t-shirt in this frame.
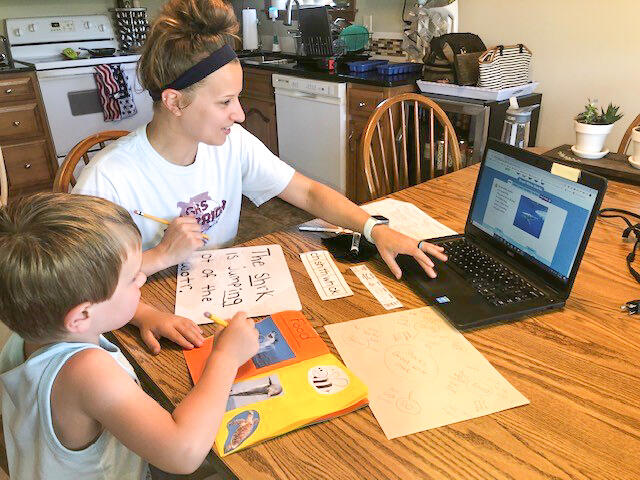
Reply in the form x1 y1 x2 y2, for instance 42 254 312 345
73 124 295 251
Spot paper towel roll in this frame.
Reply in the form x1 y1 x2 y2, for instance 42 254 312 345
242 9 259 51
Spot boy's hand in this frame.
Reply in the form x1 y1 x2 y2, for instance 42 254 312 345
156 216 206 267
212 312 259 368
371 225 447 279
136 311 205 355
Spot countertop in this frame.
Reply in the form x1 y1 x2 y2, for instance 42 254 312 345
0 62 35 74
239 58 421 88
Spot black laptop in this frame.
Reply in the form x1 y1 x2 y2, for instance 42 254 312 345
397 139 608 330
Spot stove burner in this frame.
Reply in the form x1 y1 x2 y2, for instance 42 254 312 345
79 47 117 58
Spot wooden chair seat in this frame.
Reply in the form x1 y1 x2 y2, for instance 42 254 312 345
360 93 461 201
53 130 129 193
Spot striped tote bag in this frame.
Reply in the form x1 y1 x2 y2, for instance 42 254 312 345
477 44 532 89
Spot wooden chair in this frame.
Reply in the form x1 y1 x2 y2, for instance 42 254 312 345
53 130 129 193
617 114 640 155
0 146 7 207
360 93 461 200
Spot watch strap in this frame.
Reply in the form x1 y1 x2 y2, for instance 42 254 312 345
363 217 385 244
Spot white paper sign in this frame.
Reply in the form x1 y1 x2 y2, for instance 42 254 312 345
175 245 301 324
300 250 353 300
350 265 402 310
361 198 457 240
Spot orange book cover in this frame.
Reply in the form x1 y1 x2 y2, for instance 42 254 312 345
184 310 328 384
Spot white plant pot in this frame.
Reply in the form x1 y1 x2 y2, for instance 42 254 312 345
574 120 614 153
632 126 640 161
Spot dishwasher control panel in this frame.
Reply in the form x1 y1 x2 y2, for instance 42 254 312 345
272 74 345 98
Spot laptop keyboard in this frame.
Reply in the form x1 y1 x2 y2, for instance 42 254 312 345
440 238 546 307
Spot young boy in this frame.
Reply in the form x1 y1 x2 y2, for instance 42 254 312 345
0 193 259 479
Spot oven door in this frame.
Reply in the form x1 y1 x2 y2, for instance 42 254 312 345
36 63 153 162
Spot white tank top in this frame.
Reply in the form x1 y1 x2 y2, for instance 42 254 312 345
0 334 151 480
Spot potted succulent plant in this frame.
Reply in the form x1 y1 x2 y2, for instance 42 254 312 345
573 99 623 158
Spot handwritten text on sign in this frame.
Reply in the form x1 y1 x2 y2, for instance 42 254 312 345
175 245 302 325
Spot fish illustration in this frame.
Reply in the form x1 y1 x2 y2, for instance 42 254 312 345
224 410 260 454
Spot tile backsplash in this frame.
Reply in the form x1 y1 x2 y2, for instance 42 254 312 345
369 37 404 57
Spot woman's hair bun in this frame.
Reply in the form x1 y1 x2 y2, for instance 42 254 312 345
138 0 239 95
170 0 238 39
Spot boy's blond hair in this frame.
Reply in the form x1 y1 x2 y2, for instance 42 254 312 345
0 193 141 342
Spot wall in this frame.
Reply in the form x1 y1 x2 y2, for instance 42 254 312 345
356 0 404 33
459 0 640 152
355 0 639 151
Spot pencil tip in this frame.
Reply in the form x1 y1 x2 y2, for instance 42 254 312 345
133 209 141 215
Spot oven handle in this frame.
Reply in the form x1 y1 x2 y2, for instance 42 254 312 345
37 64 137 79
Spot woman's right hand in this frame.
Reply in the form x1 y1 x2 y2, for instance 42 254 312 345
157 216 206 266
213 312 259 368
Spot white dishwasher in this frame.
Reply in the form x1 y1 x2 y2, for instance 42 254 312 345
273 74 347 194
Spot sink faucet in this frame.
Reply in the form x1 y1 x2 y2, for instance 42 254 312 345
284 0 300 27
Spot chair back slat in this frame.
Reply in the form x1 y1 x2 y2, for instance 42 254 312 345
361 93 461 201
618 114 640 155
376 123 391 195
413 101 421 182
429 107 435 179
443 126 449 175
369 149 380 199
387 107 400 191
400 101 408 187
53 130 129 193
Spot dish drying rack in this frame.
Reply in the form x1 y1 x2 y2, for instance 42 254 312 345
302 32 373 57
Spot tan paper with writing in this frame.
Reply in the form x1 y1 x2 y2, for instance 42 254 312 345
325 307 529 439
175 245 301 324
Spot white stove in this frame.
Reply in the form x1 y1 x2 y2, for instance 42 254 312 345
5 15 153 162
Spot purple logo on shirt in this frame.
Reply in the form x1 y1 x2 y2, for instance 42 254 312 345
177 192 226 232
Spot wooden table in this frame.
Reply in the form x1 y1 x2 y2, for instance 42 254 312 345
113 165 640 480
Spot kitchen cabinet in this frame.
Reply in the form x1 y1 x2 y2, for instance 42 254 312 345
240 67 278 155
0 71 57 199
347 83 415 203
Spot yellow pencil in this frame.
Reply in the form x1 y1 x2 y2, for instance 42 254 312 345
133 210 209 241
204 311 229 328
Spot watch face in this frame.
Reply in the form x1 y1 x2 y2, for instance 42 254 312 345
372 215 389 224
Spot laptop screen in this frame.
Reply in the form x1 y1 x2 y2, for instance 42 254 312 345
470 148 599 282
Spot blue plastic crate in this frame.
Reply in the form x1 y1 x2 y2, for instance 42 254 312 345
346 60 388 72
376 62 423 75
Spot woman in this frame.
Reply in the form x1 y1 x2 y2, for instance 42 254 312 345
74 0 446 283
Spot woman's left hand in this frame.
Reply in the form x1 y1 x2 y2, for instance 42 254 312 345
371 225 447 279
135 311 205 355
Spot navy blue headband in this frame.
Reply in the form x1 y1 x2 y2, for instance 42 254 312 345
150 44 237 101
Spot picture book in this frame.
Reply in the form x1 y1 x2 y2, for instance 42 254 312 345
183 311 368 456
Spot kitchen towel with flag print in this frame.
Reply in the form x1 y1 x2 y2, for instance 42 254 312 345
94 64 137 121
